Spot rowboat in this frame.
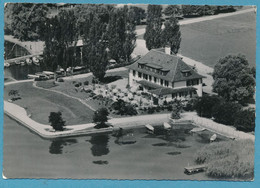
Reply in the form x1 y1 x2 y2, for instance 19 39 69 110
190 127 205 133
15 61 21 65
145 124 154 133
210 134 217 142
20 61 26 66
163 122 171 130
184 164 208 175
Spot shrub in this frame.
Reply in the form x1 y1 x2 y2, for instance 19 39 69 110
84 80 89 85
234 109 255 132
163 100 168 106
167 105 173 111
183 99 196 111
57 78 64 82
148 107 155 114
193 95 223 118
171 103 181 119
212 102 242 125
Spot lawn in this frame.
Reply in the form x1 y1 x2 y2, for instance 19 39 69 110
180 11 256 67
4 82 94 125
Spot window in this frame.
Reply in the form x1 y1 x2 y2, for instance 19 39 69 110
165 80 169 87
138 72 142 78
154 77 157 83
172 93 177 99
149 75 152 81
133 70 136 77
172 82 174 88
160 79 164 86
143 74 148 80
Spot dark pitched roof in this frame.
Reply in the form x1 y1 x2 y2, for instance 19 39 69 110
127 49 205 82
136 80 164 89
149 86 197 96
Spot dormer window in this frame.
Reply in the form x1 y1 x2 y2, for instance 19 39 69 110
181 70 191 77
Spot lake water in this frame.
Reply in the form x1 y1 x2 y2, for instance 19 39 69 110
3 115 216 180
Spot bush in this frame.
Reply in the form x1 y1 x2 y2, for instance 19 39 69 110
212 102 242 125
148 107 155 114
234 109 255 132
193 95 223 118
194 139 254 179
84 80 89 85
111 99 137 115
57 78 64 82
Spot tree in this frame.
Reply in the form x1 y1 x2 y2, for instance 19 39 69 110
144 5 163 50
164 5 182 16
171 103 181 119
93 108 109 128
49 112 66 131
42 10 79 71
193 95 223 118
212 102 242 125
161 16 181 54
212 54 255 105
107 6 136 63
234 108 255 132
129 6 146 25
6 3 49 41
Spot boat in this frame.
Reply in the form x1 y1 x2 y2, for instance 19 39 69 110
145 124 154 133
27 74 39 79
26 58 32 65
210 134 217 142
4 62 10 68
163 122 171 130
15 61 21 65
190 127 205 133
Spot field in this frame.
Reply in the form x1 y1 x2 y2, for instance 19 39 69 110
180 11 256 67
4 82 94 125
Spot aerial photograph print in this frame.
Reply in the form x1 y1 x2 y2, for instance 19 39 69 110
2 1 257 181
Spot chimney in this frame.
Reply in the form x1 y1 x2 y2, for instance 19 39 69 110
165 46 171 55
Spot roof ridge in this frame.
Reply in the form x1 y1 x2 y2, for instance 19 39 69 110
172 58 180 82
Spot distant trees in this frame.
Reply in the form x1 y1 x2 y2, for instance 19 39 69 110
93 108 110 128
129 6 146 25
164 5 182 16
49 112 66 131
161 16 181 54
144 5 163 50
5 3 49 41
212 54 255 105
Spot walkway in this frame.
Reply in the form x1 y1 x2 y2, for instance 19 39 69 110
3 100 170 138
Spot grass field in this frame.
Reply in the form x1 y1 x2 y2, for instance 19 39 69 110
180 11 256 67
4 82 94 125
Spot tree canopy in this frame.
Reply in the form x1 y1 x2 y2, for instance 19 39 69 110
42 10 79 71
212 54 255 105
49 111 66 131
144 5 163 50
93 108 109 128
5 3 49 41
161 16 181 54
164 5 182 16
